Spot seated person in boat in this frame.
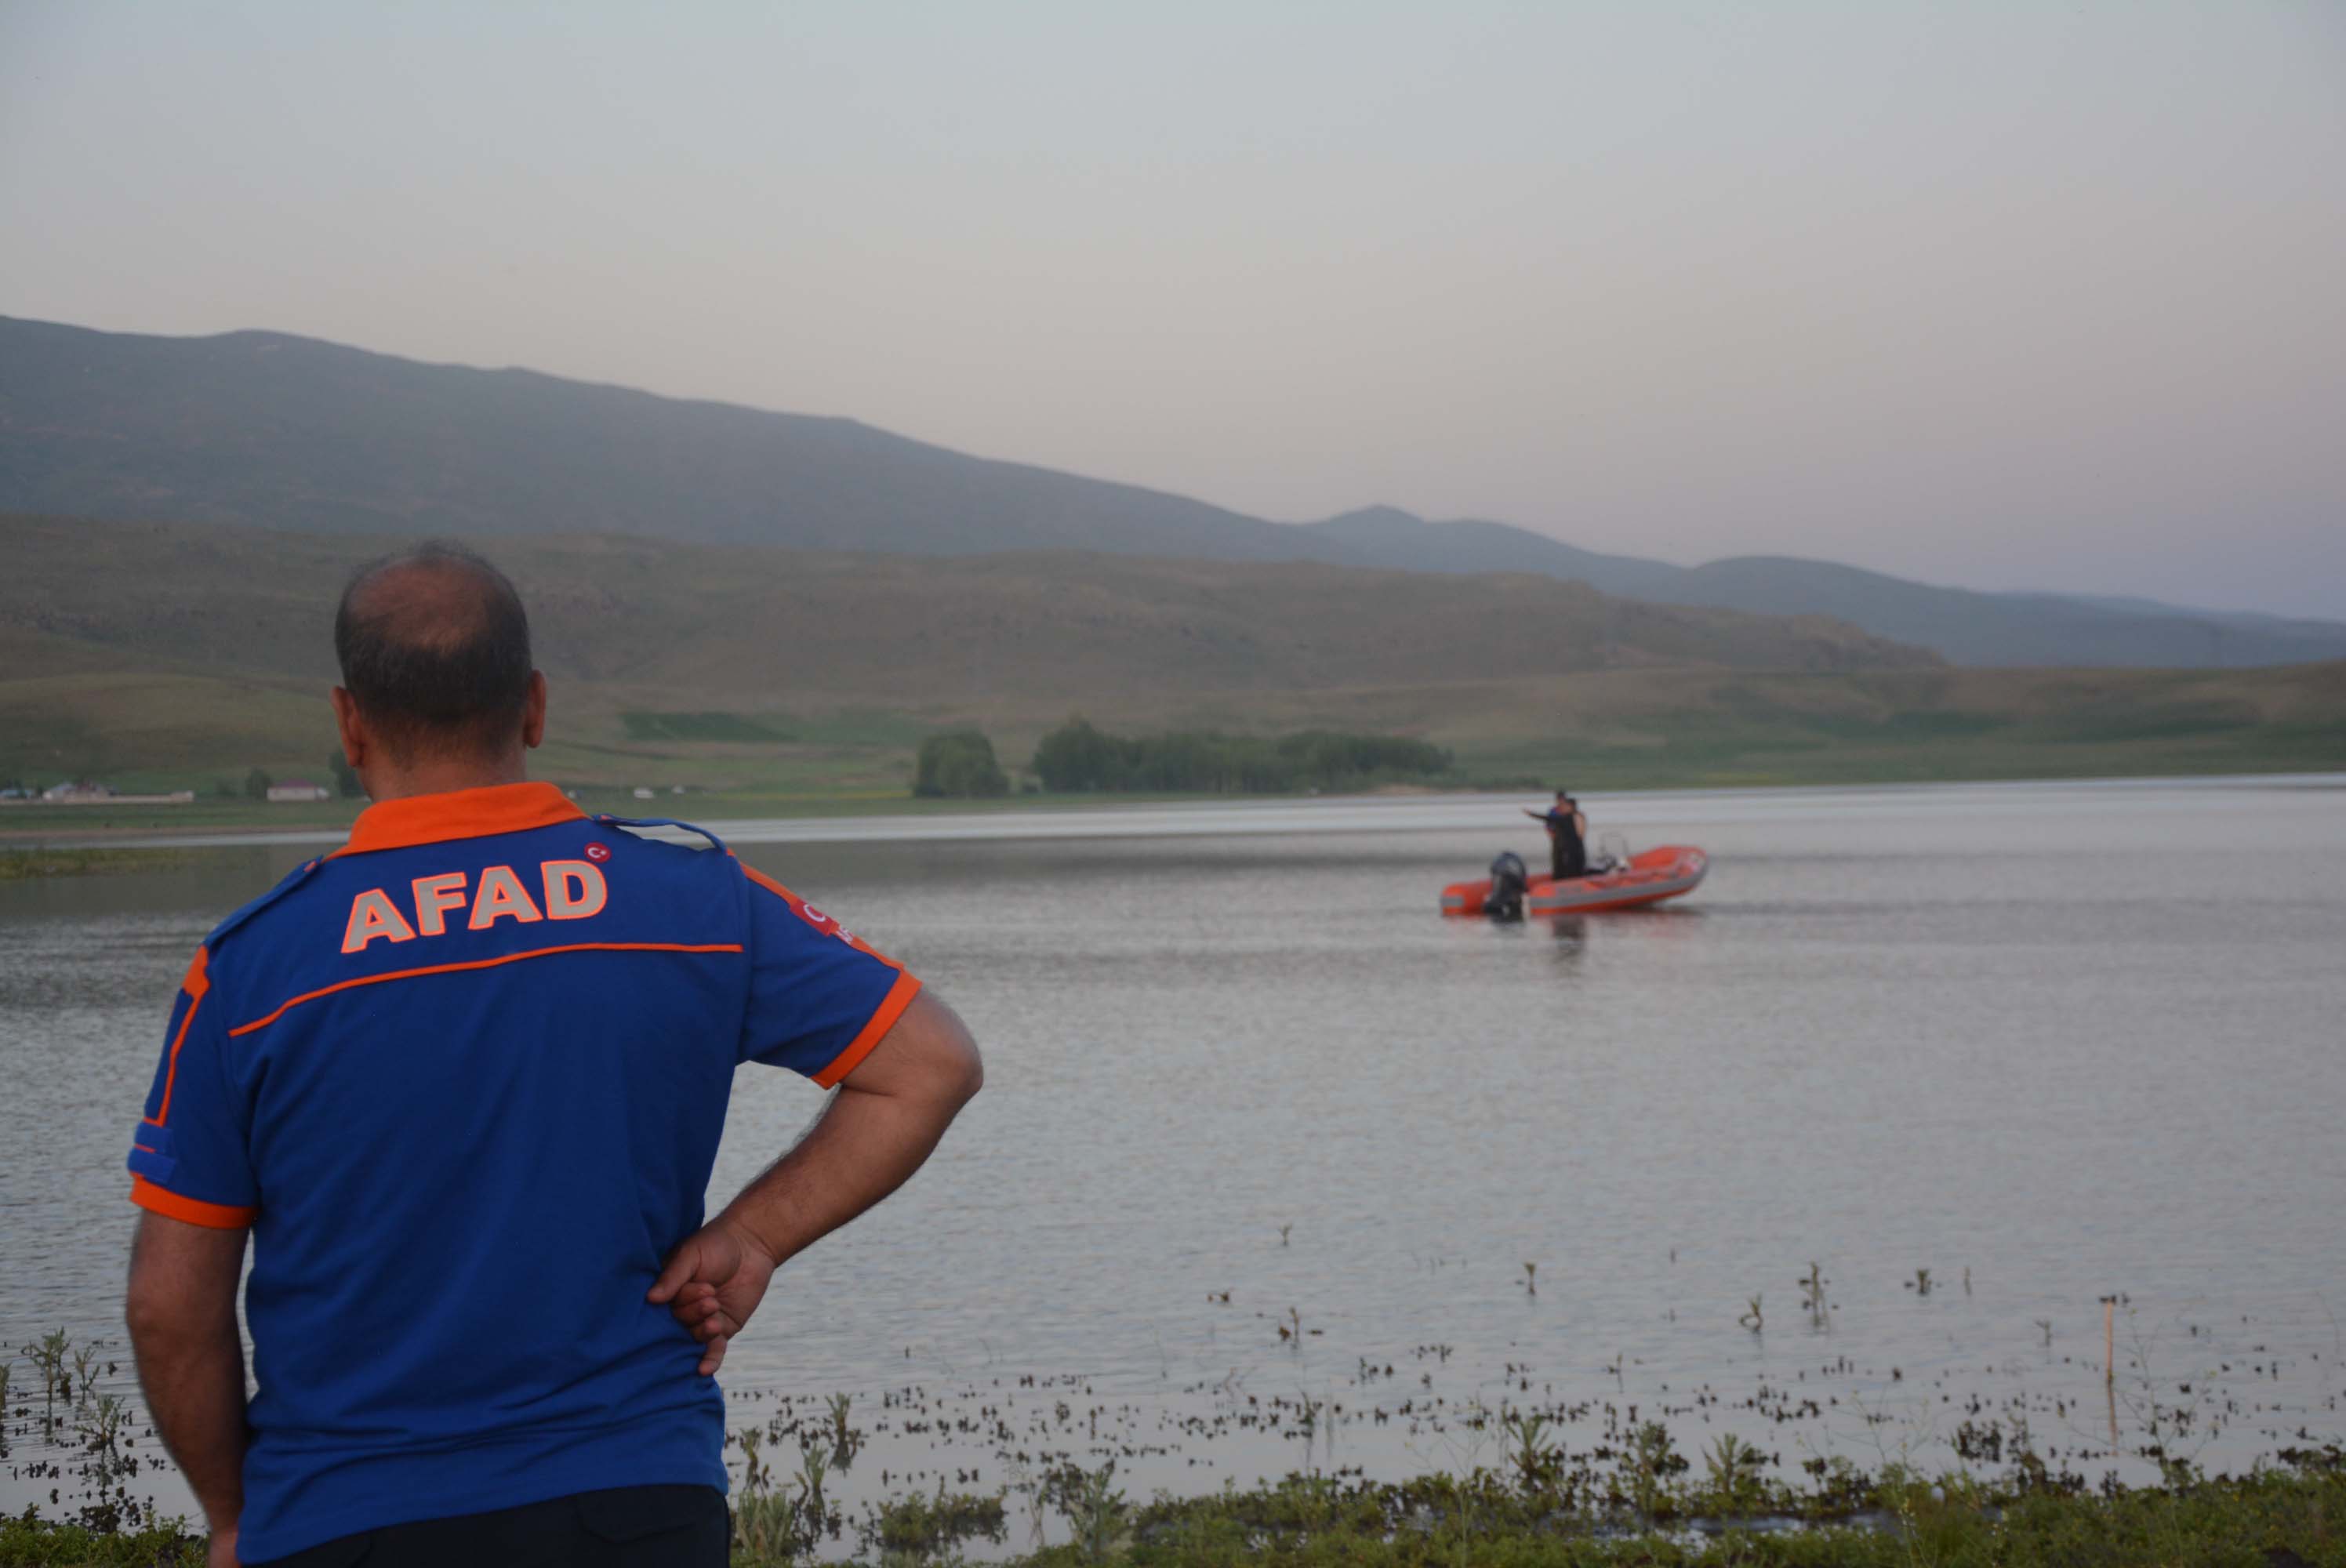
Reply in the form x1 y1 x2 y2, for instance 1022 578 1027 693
1523 789 1589 880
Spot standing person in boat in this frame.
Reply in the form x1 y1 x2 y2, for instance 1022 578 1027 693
121 543 983 1568
1525 788 1589 881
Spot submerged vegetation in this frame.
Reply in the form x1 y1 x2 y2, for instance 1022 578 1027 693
2 1334 151 1542
1030 719 1451 795
10 1279 2345 1566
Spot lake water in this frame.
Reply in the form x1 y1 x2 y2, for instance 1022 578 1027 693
5 776 2343 1533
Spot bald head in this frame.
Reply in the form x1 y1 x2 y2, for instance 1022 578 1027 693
334 543 534 761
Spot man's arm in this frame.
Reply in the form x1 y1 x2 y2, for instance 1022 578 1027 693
126 1213 249 1556
650 989 982 1374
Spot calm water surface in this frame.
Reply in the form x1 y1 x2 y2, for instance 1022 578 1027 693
4 777 2342 1525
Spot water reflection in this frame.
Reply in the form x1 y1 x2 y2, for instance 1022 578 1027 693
1545 916 1588 975
3 777 2342 1523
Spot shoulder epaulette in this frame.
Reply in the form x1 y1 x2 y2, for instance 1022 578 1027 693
591 814 729 852
205 856 330 949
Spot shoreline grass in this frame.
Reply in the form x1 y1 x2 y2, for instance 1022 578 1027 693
5 1454 2341 1566
3 763 2339 856
0 846 200 880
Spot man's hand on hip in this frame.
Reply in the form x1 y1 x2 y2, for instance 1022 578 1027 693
649 991 982 1378
649 1218 779 1376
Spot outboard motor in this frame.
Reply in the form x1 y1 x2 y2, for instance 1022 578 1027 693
1486 851 1530 920
1592 829 1630 877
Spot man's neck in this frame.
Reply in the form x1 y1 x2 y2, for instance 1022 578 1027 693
362 755 529 804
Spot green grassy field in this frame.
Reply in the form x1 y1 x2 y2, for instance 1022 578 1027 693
4 515 2341 836
6 670 2342 847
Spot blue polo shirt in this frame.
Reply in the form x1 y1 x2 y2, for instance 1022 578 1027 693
125 782 921 1561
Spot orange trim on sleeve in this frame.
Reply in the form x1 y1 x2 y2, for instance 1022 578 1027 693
812 969 923 1089
146 946 212 1128
740 862 808 909
227 942 744 1037
130 1176 256 1229
739 861 907 969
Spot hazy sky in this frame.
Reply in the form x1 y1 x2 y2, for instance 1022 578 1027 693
5 2 2343 616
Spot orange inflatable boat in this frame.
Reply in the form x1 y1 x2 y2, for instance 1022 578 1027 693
1442 844 1707 916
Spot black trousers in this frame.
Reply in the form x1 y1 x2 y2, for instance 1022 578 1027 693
250 1485 728 1568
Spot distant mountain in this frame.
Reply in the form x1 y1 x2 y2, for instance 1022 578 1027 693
6 316 2341 670
1302 511 2346 670
1991 590 2346 648
1304 506 1689 600
0 316 1356 564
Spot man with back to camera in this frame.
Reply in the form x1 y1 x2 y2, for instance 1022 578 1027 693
123 543 983 1567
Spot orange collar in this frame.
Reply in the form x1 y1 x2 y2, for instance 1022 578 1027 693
336 781 585 858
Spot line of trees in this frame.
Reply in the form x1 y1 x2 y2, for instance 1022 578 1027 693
913 731 1010 798
1029 718 1451 795
909 720 1451 799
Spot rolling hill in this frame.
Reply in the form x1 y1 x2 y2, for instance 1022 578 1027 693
1302 508 2346 669
0 511 1930 704
7 316 2342 670
5 514 2341 804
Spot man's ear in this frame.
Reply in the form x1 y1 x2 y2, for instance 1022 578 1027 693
521 671 548 751
330 688 365 770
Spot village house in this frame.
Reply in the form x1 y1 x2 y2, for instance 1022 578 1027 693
9 781 196 806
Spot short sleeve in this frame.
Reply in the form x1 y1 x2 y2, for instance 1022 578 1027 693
737 865 922 1085
126 946 259 1228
